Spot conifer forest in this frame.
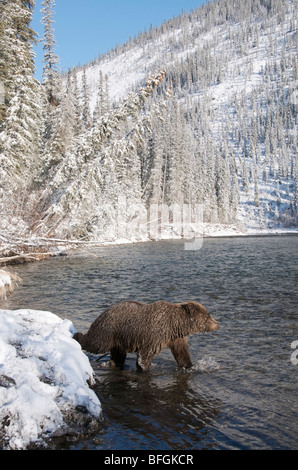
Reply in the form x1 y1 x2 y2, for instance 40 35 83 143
0 0 297 252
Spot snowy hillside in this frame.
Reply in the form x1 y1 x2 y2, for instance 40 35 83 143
0 0 297 245
48 0 298 240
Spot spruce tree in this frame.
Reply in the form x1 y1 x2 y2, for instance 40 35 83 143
0 0 37 126
81 66 92 130
40 0 66 179
93 70 110 125
41 0 60 106
0 0 42 228
0 0 41 178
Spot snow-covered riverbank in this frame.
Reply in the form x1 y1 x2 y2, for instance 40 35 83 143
0 271 102 450
1 223 297 267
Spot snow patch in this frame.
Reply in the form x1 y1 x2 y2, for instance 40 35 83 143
0 269 20 300
0 308 101 450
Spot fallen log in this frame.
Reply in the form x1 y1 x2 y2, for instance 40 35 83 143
0 252 53 265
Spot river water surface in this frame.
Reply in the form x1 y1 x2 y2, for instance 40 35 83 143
3 236 298 450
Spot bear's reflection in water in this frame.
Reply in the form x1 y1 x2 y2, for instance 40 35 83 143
90 354 221 450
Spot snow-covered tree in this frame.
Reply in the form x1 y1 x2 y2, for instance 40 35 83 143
0 0 37 126
41 0 60 106
93 70 110 124
0 0 41 183
81 66 92 130
0 0 42 232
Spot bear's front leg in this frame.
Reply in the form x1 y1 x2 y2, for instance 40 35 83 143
169 337 193 368
136 351 155 371
110 347 127 369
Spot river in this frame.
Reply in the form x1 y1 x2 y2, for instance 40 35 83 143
3 235 298 450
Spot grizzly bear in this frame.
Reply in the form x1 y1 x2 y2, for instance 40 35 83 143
74 300 219 371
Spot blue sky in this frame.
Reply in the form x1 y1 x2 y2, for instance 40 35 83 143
32 0 204 81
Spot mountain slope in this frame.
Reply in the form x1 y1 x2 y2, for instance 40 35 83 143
45 0 296 240
1 0 297 246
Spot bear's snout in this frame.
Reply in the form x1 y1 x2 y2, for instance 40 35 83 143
210 318 219 331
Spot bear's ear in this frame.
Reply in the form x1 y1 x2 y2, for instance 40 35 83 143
180 303 192 315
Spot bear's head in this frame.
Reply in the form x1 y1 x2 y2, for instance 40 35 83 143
180 301 219 334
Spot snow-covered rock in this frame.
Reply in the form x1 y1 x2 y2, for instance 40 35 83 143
0 308 101 450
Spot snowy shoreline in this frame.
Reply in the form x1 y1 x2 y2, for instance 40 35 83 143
0 271 102 450
0 306 102 450
1 225 297 267
68 225 298 251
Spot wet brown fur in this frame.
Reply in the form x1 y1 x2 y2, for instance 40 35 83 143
74 300 218 371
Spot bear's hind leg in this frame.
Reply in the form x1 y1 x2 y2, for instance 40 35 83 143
169 337 193 368
110 347 127 369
